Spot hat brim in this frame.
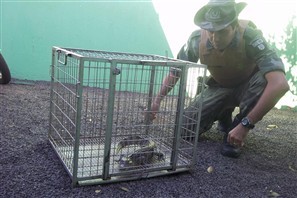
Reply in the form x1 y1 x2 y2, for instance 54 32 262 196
194 2 247 31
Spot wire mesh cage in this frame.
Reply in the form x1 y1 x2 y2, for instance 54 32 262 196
49 46 207 186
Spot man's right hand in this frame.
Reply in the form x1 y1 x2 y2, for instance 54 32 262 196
145 73 179 122
145 98 161 121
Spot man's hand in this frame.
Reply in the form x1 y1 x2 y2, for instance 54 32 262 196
227 124 249 147
144 73 180 122
144 98 161 121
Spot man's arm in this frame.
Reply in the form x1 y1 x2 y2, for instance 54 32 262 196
228 28 289 145
149 30 201 119
247 71 289 123
245 27 290 123
228 71 289 146
150 73 180 119
228 27 290 145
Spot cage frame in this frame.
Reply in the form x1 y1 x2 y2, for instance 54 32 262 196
49 46 207 186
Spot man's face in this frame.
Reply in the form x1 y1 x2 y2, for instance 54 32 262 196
207 25 236 50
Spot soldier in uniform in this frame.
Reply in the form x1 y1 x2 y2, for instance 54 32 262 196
150 0 289 158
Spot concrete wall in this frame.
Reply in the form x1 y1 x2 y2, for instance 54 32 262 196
0 1 172 81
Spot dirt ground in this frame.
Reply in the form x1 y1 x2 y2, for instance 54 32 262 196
1 79 296 198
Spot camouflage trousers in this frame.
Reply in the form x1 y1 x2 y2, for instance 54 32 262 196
183 71 267 135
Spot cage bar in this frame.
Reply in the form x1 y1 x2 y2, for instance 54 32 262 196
49 46 207 186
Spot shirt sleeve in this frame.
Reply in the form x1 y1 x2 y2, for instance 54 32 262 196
170 29 201 77
244 27 286 75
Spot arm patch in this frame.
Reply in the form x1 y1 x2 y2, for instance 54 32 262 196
244 27 285 74
251 38 265 51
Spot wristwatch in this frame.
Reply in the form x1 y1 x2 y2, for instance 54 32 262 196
241 117 255 129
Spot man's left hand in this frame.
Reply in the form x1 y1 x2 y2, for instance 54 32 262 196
227 124 250 147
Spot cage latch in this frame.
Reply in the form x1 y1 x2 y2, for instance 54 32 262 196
112 67 121 75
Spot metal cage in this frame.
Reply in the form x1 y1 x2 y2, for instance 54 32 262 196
49 46 207 186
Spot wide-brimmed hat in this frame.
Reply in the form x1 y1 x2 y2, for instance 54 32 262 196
194 0 247 31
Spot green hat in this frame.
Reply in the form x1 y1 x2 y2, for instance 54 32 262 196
194 0 247 31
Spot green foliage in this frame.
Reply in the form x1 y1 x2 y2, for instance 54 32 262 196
268 15 297 95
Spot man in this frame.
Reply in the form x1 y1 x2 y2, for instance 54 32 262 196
150 0 289 158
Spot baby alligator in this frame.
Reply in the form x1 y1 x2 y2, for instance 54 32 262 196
116 135 165 170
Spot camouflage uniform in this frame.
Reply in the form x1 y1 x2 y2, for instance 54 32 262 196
171 20 286 134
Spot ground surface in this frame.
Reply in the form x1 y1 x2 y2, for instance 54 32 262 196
1 79 296 198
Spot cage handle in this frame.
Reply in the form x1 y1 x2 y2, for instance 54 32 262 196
56 49 72 65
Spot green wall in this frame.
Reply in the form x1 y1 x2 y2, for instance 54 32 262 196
0 1 173 81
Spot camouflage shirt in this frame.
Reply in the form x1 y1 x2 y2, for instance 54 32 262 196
171 22 285 80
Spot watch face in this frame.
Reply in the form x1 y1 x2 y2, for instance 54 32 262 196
241 118 248 125
242 118 248 126
241 117 254 129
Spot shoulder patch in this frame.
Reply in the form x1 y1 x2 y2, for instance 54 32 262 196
244 27 267 51
251 38 265 50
